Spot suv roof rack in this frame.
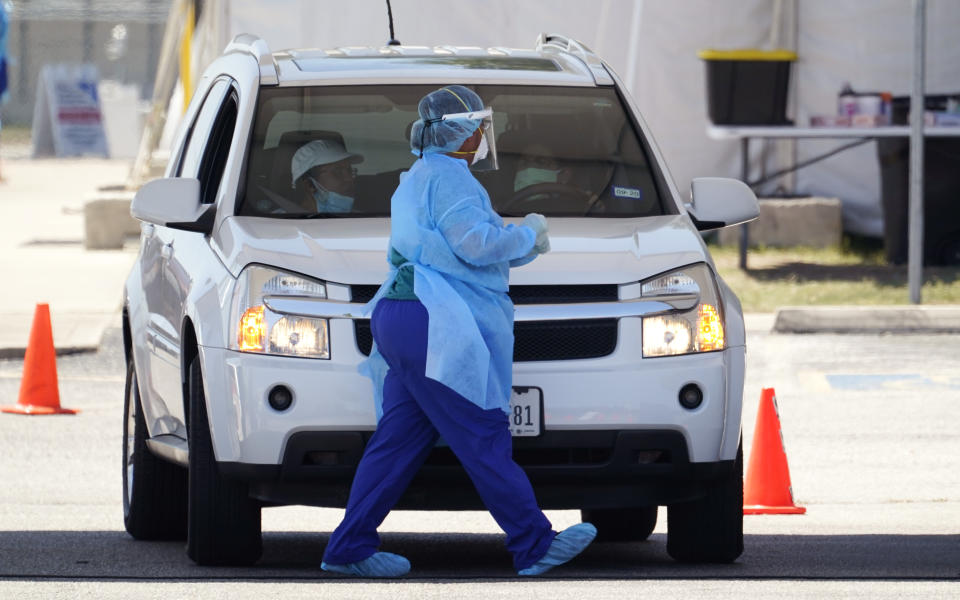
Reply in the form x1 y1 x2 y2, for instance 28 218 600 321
225 33 279 85
535 33 613 85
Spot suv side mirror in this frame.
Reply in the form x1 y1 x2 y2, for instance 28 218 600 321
130 177 214 234
686 177 760 232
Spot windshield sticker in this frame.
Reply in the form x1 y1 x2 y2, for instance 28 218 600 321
614 186 642 199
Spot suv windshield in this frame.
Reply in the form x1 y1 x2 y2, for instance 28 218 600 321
239 85 673 218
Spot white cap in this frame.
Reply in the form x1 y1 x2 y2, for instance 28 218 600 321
291 139 363 187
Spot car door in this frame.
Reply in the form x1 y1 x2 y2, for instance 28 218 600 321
141 78 232 437
161 83 240 429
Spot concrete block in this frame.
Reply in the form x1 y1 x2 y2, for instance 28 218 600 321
774 305 960 333
83 191 139 250
717 197 842 248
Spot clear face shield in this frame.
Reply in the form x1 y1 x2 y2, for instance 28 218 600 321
443 107 499 171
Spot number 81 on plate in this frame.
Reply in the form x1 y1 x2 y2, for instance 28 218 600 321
509 387 542 437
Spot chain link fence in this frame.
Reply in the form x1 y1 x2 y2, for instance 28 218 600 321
3 0 172 125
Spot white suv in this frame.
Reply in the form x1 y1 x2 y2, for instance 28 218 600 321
122 33 758 566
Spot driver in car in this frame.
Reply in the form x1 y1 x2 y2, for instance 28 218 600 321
513 143 573 194
509 143 604 216
291 138 364 213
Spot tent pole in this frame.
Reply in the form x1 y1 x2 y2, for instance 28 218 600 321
624 0 644 92
908 0 925 304
739 137 749 270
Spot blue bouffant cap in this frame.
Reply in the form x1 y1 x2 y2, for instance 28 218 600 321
409 85 484 156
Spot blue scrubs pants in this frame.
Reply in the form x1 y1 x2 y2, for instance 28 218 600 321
322 299 556 571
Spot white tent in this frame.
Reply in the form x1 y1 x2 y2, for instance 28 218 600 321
140 0 960 237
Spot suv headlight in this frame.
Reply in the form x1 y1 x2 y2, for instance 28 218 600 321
229 265 330 359
641 263 725 358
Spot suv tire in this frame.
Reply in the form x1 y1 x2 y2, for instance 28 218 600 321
186 356 262 565
581 506 657 542
666 442 744 563
123 360 188 540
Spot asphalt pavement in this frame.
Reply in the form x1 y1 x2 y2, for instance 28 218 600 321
0 325 957 597
0 156 958 596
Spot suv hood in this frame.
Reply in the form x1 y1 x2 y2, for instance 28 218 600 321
215 215 709 286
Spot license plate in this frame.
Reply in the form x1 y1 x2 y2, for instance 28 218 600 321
509 387 542 437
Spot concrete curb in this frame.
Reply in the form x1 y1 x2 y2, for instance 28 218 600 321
0 311 119 359
0 346 96 359
773 305 960 334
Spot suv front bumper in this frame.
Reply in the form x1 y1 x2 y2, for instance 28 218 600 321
220 428 736 510
198 341 745 466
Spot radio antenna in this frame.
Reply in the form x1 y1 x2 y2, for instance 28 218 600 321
386 0 401 46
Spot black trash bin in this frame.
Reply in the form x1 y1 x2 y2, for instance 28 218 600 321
878 94 960 265
698 49 796 125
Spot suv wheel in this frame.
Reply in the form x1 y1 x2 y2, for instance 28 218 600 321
581 506 657 542
186 356 262 565
122 360 187 539
666 442 744 563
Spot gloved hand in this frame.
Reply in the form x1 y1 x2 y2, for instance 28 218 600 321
522 213 550 254
534 235 550 254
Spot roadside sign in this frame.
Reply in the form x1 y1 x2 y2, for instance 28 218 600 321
31 63 108 158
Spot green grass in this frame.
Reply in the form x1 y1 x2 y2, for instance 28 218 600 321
0 125 31 145
709 241 960 312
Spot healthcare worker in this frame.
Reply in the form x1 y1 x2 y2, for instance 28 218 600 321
321 86 596 578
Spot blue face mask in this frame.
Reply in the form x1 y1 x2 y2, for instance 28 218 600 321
308 176 355 213
514 167 559 192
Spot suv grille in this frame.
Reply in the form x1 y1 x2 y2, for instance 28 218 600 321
350 284 618 305
351 284 619 361
423 445 613 467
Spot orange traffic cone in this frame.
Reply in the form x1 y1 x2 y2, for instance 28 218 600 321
1 303 78 415
743 387 803 514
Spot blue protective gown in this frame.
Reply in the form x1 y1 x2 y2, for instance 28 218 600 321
362 152 537 414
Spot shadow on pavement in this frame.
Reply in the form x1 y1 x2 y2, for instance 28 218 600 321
0 531 958 581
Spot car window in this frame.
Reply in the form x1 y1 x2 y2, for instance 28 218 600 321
176 79 231 180
238 85 673 218
196 90 239 204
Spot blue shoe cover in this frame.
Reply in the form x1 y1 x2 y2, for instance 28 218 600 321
518 522 597 576
321 552 410 577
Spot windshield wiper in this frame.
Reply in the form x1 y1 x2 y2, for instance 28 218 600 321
262 212 388 219
301 212 361 219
